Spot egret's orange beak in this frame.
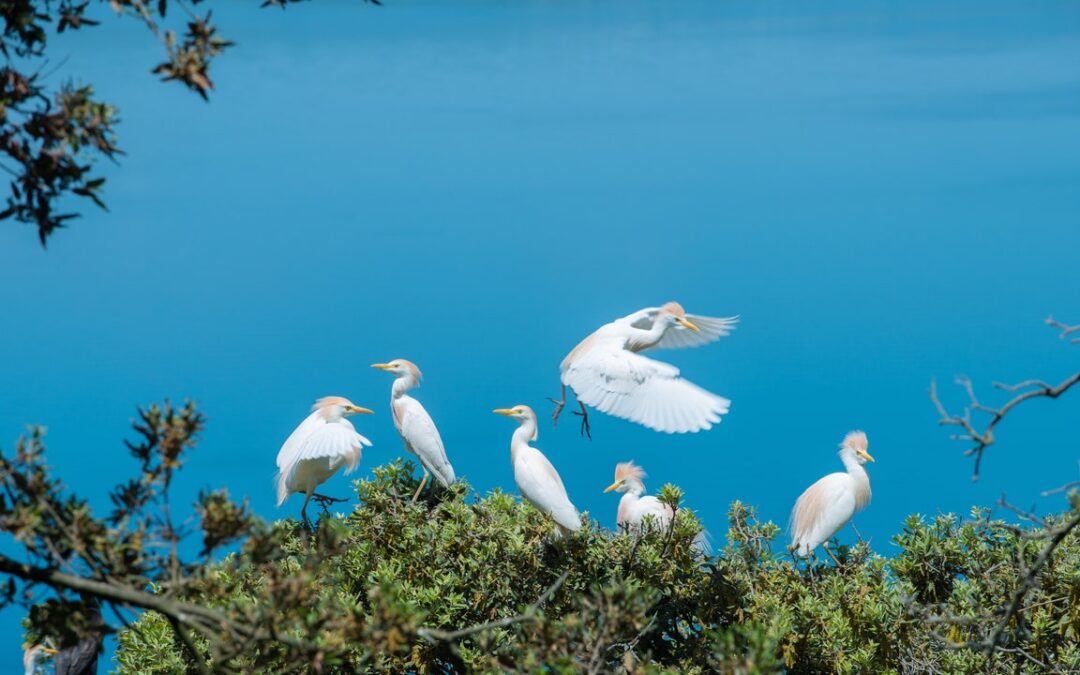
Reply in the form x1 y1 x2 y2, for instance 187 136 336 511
346 405 374 415
603 481 622 493
493 408 516 416
42 647 58 655
677 317 701 333
371 363 393 371
858 450 875 463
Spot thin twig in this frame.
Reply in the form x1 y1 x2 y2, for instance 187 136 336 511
1046 315 1080 344
417 571 569 643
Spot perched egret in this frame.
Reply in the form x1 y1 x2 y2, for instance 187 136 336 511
553 302 737 435
23 644 57 675
494 405 582 535
789 431 874 564
275 396 373 526
372 359 456 502
603 461 673 534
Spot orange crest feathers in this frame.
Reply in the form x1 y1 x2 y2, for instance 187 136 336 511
314 396 353 411
399 359 423 381
841 430 868 452
660 301 686 317
614 461 646 483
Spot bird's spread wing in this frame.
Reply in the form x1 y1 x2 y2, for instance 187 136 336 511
563 346 730 433
516 448 580 531
276 420 370 506
625 308 738 350
276 410 325 469
289 421 369 474
399 397 455 487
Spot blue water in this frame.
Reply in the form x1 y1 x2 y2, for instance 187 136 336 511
1 1 1078 668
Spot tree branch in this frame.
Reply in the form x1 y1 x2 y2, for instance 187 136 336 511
931 317 1080 480
417 571 569 643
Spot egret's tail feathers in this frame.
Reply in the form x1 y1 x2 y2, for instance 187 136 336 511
275 471 289 507
433 463 456 488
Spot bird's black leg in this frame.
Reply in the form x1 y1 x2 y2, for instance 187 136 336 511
548 384 567 428
572 401 591 439
300 492 314 532
822 541 842 567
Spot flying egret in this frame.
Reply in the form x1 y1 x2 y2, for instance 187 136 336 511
275 396 373 526
23 644 57 675
494 405 582 535
553 302 737 436
603 461 674 534
789 431 874 565
372 359 456 502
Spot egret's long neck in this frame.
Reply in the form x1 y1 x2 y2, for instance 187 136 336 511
624 479 645 496
840 448 871 509
617 491 638 526
627 320 670 351
391 373 418 399
510 419 537 461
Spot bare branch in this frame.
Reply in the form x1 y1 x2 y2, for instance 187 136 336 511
931 318 1080 480
1046 315 1080 344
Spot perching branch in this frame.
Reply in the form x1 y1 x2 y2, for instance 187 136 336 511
417 571 569 643
963 506 1080 654
931 317 1080 480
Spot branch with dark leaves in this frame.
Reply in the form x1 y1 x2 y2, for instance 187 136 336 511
930 317 1080 480
417 571 569 644
2 0 377 245
962 495 1080 656
0 400 347 672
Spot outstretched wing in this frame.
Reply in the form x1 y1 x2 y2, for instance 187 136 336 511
624 307 738 350
276 410 325 470
515 448 581 532
563 345 729 433
399 397 456 487
276 420 370 505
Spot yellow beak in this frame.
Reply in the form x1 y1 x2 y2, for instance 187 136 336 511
493 408 516 416
859 450 875 463
371 363 393 371
347 406 374 415
677 317 701 333
42 647 59 655
603 481 621 493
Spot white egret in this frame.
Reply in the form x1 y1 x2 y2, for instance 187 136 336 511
553 302 737 435
789 431 874 564
494 405 582 535
23 644 57 675
275 396 373 526
603 461 673 534
372 359 456 502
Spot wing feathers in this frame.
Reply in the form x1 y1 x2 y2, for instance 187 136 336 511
564 348 729 434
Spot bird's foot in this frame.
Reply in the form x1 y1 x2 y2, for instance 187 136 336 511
312 493 349 514
572 402 591 439
548 397 566 428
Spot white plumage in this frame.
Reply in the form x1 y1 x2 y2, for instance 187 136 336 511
789 431 874 562
557 302 736 434
604 461 673 533
275 396 373 523
373 359 456 501
494 405 581 534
